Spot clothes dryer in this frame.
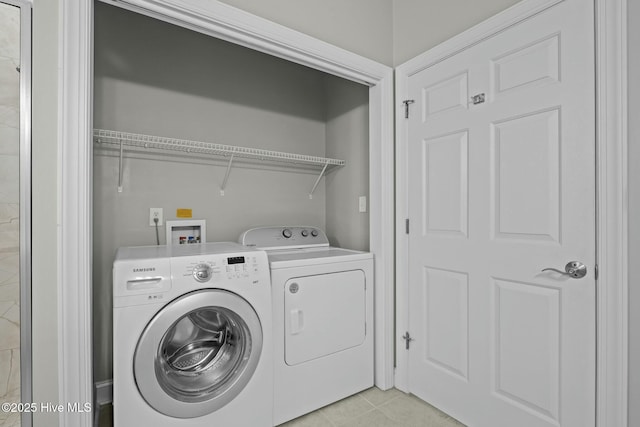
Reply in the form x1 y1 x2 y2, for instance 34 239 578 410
239 227 374 425
112 242 272 426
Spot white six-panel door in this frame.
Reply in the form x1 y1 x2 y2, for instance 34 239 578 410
405 1 595 426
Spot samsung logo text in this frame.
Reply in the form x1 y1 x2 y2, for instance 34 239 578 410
133 267 156 273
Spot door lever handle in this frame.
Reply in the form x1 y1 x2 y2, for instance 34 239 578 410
542 261 587 278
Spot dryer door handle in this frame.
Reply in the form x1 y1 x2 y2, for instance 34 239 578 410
290 309 304 335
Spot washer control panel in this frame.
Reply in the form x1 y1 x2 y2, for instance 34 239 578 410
114 243 270 307
192 263 212 282
239 226 329 249
175 253 266 285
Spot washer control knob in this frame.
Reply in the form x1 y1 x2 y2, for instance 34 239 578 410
193 264 212 282
301 229 309 237
311 229 319 237
282 228 293 238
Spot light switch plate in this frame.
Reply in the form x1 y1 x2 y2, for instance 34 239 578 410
359 196 367 213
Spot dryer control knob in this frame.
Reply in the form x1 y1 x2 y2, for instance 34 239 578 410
311 229 318 237
193 264 212 282
301 229 309 237
282 228 293 238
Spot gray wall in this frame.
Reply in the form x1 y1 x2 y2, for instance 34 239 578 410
217 0 526 67
218 0 394 66
628 1 639 424
392 0 522 65
94 3 369 382
325 75 370 252
32 0 60 425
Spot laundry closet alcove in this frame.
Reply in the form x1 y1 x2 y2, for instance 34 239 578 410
92 0 378 394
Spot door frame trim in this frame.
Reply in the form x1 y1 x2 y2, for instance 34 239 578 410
57 1 94 426
57 1 394 425
394 1 628 426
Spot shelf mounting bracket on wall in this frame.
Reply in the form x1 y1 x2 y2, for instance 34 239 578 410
309 161 329 199
117 138 124 193
220 154 234 196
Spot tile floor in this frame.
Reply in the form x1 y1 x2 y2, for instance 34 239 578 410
280 387 465 427
98 387 466 427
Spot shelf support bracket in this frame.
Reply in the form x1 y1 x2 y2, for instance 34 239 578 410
117 138 124 193
309 161 329 199
220 154 235 196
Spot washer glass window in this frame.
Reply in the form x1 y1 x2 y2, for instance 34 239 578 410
134 290 263 418
156 306 251 401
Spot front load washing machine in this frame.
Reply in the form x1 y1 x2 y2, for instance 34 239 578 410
112 242 272 426
239 227 374 425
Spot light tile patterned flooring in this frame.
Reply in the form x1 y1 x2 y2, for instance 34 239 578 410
280 387 466 427
98 387 466 427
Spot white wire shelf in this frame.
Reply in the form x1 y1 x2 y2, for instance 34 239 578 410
93 129 346 197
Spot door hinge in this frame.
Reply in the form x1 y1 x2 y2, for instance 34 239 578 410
403 99 415 119
405 218 410 234
402 331 414 350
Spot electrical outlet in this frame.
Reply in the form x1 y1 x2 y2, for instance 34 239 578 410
149 208 163 226
359 196 367 213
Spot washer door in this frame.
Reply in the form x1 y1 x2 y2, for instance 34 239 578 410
134 289 263 418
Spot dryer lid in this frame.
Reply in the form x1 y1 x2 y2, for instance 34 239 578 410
268 247 373 269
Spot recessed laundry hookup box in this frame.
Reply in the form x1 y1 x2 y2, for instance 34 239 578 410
166 220 206 245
